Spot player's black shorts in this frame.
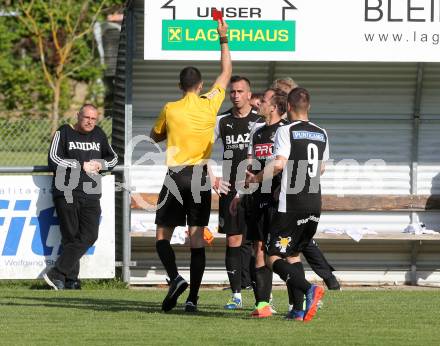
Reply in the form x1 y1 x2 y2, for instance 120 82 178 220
218 191 247 235
155 165 211 227
266 211 321 258
245 195 276 243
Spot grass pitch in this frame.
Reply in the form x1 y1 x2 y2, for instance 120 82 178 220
0 286 439 345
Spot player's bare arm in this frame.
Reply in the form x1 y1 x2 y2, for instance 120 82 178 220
213 19 232 90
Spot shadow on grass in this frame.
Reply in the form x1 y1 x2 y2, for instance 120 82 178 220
0 296 252 319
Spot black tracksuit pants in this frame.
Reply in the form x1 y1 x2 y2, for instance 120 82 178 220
302 239 335 279
54 196 101 280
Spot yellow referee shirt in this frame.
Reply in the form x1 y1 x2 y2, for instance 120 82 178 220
152 84 225 166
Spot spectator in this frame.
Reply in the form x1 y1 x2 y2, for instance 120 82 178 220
44 104 118 290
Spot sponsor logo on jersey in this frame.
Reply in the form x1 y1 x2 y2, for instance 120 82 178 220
275 236 291 254
297 217 310 226
226 123 233 129
292 131 325 142
254 143 274 159
68 142 101 151
309 215 320 223
297 215 320 226
248 121 257 131
225 134 250 150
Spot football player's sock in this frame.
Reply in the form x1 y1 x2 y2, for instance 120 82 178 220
249 258 257 287
156 240 178 281
226 246 242 293
287 262 312 294
272 258 291 282
267 269 274 304
255 266 272 303
287 284 294 305
273 259 311 294
187 247 205 303
292 288 305 311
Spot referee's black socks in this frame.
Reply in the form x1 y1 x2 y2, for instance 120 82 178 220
156 239 178 281
225 246 242 293
187 247 206 303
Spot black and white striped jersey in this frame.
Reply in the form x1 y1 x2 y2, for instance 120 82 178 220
215 108 263 186
274 120 329 213
248 119 289 201
48 124 118 200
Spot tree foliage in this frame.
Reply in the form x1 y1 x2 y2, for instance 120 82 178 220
0 0 125 124
0 14 51 115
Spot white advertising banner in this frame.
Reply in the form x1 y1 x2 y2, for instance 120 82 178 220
145 0 440 61
0 175 115 279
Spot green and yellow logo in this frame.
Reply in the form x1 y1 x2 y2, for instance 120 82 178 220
168 27 183 42
162 20 295 52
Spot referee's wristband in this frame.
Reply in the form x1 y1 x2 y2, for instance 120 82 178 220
219 36 228 44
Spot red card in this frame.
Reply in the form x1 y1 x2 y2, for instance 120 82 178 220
212 9 223 21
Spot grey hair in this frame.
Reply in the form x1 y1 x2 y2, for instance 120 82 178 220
78 103 98 116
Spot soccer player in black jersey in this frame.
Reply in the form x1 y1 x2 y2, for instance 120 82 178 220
246 88 327 322
246 88 289 317
214 75 263 309
272 78 340 308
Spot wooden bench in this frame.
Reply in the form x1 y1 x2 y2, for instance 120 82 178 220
129 193 440 285
131 193 440 212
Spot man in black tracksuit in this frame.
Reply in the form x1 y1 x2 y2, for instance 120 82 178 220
44 104 118 290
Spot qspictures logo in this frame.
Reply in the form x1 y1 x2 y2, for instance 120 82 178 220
162 20 296 51
363 0 440 46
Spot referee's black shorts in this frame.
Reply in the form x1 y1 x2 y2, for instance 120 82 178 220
155 165 211 227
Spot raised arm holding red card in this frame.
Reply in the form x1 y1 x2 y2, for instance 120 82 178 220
212 8 223 21
213 17 231 90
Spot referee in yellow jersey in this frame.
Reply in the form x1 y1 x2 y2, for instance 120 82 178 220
150 19 232 313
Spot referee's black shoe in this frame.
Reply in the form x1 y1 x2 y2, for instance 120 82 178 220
162 275 188 312
324 275 341 290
